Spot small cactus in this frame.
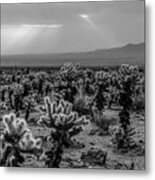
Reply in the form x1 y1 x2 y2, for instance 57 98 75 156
109 125 136 150
0 113 42 167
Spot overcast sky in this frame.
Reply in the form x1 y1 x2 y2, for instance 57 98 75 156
1 1 144 55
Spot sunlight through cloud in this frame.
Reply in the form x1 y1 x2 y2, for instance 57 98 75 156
1 24 63 54
79 14 90 19
22 24 63 28
79 14 97 29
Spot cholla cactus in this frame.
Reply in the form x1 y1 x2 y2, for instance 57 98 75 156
36 71 48 96
60 62 81 81
0 102 8 111
83 69 95 95
109 125 136 151
109 64 140 151
13 84 24 113
38 97 88 167
0 113 42 167
94 71 110 111
108 72 120 109
132 73 145 112
23 95 36 121
95 71 110 82
5 84 23 112
21 78 32 97
0 85 8 102
13 70 22 84
118 64 140 128
43 81 53 96
56 62 84 103
39 97 88 142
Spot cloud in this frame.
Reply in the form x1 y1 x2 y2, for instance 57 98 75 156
1 1 144 55
1 23 63 55
22 24 63 28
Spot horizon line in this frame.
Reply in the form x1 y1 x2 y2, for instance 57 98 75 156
1 41 145 56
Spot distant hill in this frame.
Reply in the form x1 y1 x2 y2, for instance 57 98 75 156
1 43 145 67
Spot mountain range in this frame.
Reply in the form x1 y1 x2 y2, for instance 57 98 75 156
1 42 145 67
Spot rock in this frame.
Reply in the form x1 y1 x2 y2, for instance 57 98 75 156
89 129 98 136
81 147 107 166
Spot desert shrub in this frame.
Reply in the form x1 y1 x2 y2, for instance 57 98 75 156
114 161 135 170
38 97 88 168
73 96 88 115
132 94 145 113
91 107 116 135
73 79 91 115
80 146 107 166
0 113 42 167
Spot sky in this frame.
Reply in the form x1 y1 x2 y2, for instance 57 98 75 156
1 1 145 55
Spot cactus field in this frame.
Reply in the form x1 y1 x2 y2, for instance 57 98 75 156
0 63 145 169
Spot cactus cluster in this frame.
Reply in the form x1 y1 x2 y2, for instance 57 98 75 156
0 113 42 167
38 97 88 167
60 62 81 81
0 62 145 168
56 62 85 103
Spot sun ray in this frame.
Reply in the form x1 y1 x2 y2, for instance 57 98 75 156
79 14 98 29
1 24 63 54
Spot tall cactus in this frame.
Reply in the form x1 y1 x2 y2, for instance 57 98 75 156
13 84 24 114
118 64 140 129
23 95 36 121
57 62 84 103
94 71 110 111
109 64 140 151
38 97 88 167
0 85 7 102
